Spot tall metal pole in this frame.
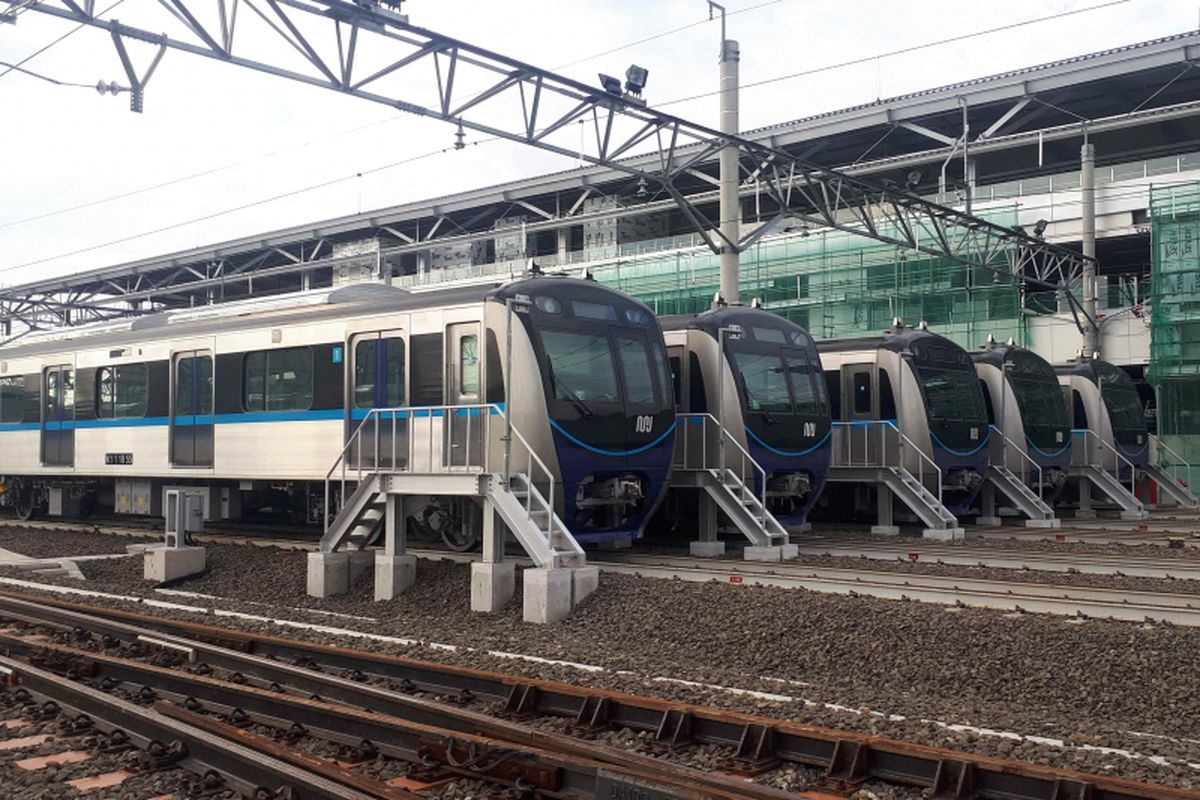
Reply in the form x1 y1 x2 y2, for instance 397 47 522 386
711 1 740 306
1081 139 1099 355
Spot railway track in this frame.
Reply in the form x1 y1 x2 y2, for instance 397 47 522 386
0 590 1196 800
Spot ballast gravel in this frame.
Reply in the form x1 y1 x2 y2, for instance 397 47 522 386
1 534 1199 788
0 525 156 559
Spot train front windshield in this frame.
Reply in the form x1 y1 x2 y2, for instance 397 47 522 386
912 342 988 452
1093 360 1147 449
540 329 670 414
1005 350 1070 453
732 351 828 418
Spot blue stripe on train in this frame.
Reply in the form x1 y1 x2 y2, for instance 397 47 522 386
0 408 345 432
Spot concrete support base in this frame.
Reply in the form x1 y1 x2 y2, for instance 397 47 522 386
922 527 965 541
743 545 784 562
347 550 374 586
306 552 348 598
975 516 1003 527
470 562 515 613
374 554 416 601
870 525 900 536
144 546 206 583
780 543 799 560
1025 518 1061 528
523 567 572 624
596 538 632 551
690 541 726 557
572 565 600 605
1120 510 1150 521
1072 509 1098 519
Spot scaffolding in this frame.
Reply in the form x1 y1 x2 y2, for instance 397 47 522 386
1149 182 1200 465
592 207 1025 350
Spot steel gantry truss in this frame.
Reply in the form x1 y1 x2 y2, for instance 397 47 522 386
1 0 1093 337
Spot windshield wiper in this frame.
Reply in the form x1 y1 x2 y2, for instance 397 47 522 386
549 371 598 418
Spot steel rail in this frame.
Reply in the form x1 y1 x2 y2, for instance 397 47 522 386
0 654 377 800
0 590 1197 800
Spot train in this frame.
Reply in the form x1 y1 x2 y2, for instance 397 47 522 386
1055 356 1150 471
0 275 677 547
971 339 1072 497
660 304 831 524
816 322 990 516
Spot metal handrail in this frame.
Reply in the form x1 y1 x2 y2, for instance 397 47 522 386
1150 433 1194 490
673 413 769 519
1072 428 1137 497
831 420 943 505
988 425 1046 505
323 403 558 544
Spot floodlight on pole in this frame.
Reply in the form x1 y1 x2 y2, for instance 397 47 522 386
624 64 648 96
598 73 623 95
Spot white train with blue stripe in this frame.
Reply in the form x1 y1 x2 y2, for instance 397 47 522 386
0 276 676 547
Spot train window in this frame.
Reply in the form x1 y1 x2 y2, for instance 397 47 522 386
97 364 148 419
784 357 823 415
244 347 313 412
570 300 617 322
459 335 480 396
751 326 785 344
0 377 22 423
175 356 213 416
616 336 658 412
625 308 651 326
541 330 619 404
735 354 792 414
917 367 985 423
852 372 871 414
354 338 405 409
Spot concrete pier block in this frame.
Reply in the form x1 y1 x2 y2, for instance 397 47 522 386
307 552 349 598
1072 509 1098 520
780 543 799 560
571 565 600 605
743 545 783 562
347 550 374 585
144 546 206 583
689 541 726 557
975 516 1003 527
922 527 965 541
1025 518 1061 528
597 538 632 550
869 525 900 536
374 554 416 601
470 562 515 613
523 567 573 624
1120 510 1150 521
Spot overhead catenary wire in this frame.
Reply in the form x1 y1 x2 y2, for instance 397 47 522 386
0 0 126 81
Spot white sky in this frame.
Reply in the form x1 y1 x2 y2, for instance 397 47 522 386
0 0 1193 286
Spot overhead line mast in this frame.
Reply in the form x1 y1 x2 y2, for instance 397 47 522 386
0 0 1094 335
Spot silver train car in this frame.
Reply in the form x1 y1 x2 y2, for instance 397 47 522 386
660 306 831 523
816 322 990 515
1055 357 1149 471
0 276 676 546
971 340 1071 496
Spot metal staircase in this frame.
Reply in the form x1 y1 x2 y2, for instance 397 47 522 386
985 465 1056 521
1069 429 1146 518
671 414 789 547
321 404 584 569
1146 435 1200 508
826 420 961 533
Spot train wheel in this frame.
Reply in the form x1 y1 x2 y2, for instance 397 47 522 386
12 482 35 522
441 525 478 552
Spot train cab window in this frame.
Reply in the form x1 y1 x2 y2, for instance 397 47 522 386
852 371 872 414
570 301 617 322
244 347 313 412
784 356 824 415
736 353 792 414
459 335 480 397
97 364 149 419
541 330 619 404
353 338 405 409
0 377 23 423
616 336 658 411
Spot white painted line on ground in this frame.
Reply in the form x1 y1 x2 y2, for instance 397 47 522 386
154 589 379 622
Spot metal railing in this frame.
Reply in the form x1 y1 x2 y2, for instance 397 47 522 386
1150 434 1194 491
988 425 1046 504
673 413 769 517
1071 428 1137 497
323 404 558 542
830 420 943 505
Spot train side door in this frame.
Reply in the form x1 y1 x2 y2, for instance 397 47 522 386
347 330 406 468
171 351 214 467
41 364 75 467
445 322 482 468
840 363 878 462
